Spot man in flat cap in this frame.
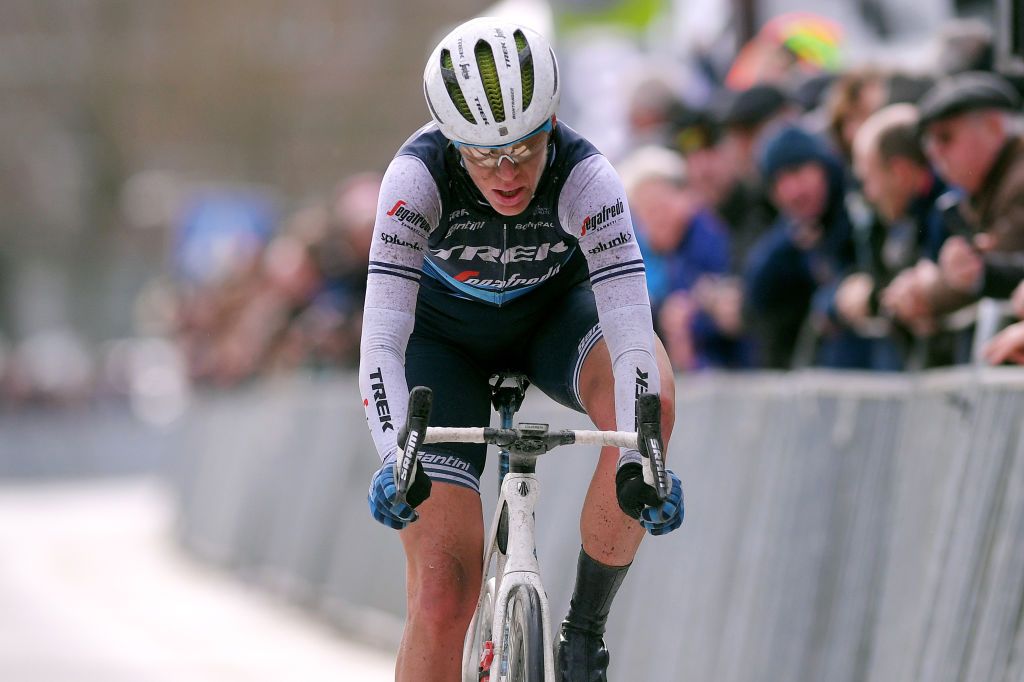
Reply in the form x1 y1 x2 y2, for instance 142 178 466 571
883 71 1024 334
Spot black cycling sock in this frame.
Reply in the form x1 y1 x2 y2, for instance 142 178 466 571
562 546 630 636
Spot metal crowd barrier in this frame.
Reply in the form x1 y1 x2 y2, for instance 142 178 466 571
167 368 1024 681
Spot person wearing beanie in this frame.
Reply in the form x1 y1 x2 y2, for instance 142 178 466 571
743 124 876 368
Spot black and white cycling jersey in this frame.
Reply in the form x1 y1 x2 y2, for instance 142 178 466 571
359 121 660 467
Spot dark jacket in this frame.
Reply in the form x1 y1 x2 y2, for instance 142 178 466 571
744 136 859 368
929 135 1024 313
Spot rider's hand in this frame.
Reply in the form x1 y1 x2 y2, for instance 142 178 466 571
368 454 432 530
615 463 684 536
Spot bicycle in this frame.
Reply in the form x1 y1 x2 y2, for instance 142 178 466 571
394 373 669 682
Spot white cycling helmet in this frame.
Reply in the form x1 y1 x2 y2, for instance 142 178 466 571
423 17 560 147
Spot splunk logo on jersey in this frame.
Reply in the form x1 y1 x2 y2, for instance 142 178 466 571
433 240 568 263
380 233 421 251
386 200 430 235
365 368 394 432
587 231 632 255
454 262 561 289
580 198 625 235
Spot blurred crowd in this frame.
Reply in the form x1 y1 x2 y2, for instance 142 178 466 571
614 15 1024 372
0 173 379 412
170 174 379 387
3 13 1024 411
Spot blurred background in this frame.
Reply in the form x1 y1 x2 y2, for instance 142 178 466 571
3 0 1024 680
1 0 1022 410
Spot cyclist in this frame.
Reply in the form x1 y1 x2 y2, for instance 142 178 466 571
359 17 684 681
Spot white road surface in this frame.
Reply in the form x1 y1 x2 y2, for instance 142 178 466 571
0 479 397 682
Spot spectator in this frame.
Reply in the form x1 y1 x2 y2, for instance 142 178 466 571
668 104 765 271
983 280 1024 364
225 172 382 377
261 207 346 373
825 67 890 164
618 146 747 370
744 124 869 368
174 250 266 386
624 71 684 155
208 228 324 384
715 83 801 183
697 84 800 273
935 18 995 76
838 104 950 365
310 172 381 367
885 72 1024 333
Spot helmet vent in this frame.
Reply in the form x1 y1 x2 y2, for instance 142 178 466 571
515 30 534 111
440 49 474 123
474 40 505 123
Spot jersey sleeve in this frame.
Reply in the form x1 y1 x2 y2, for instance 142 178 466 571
558 154 660 465
358 154 440 464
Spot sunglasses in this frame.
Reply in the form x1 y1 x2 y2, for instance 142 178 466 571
453 119 553 170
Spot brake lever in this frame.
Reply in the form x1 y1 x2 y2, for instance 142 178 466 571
636 393 669 502
395 386 433 520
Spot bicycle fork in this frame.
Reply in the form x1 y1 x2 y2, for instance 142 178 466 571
470 472 556 681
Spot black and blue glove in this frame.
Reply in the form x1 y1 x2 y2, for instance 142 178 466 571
367 455 432 530
615 463 684 536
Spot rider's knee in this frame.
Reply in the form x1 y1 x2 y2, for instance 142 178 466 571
407 554 479 629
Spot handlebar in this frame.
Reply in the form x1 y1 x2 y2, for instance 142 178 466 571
422 426 639 450
394 386 669 505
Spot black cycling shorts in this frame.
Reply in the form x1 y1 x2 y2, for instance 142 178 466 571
405 280 603 493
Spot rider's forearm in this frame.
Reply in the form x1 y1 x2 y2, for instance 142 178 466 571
359 305 415 462
594 280 660 464
557 156 660 446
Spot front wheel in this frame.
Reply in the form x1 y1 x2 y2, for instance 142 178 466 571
503 585 544 682
463 577 496 682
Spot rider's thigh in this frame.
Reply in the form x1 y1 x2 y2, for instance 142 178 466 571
400 480 484 628
577 335 676 441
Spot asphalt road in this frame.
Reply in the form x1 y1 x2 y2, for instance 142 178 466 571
0 479 396 682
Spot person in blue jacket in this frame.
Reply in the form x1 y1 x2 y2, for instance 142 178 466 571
743 124 874 368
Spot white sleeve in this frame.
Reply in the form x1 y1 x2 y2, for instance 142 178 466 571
559 154 660 464
358 154 440 463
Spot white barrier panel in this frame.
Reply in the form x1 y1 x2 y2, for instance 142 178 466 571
168 368 1024 681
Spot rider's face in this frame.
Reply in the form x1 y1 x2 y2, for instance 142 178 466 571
458 121 553 217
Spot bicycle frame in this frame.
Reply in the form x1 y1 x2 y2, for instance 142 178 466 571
463 466 554 680
394 380 667 682
461 374 555 680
